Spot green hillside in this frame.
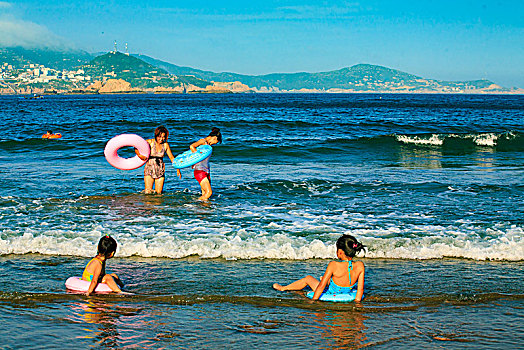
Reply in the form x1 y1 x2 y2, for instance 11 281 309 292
82 52 209 89
134 54 502 91
133 54 252 84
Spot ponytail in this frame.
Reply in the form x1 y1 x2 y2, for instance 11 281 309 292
98 235 117 258
336 235 365 257
208 127 222 143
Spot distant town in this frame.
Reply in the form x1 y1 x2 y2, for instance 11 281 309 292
1 62 91 85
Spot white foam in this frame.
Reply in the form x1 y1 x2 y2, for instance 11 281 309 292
396 133 504 147
1 195 522 261
473 133 498 147
363 228 523 260
396 134 444 146
0 223 522 261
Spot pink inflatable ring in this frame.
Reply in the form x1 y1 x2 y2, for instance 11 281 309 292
65 276 113 293
104 134 150 170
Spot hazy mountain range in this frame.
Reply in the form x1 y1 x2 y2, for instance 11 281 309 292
134 54 504 92
0 46 520 94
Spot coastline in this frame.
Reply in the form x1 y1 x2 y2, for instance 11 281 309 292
1 90 523 95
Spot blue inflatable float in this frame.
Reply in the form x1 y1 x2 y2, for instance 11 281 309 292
305 288 360 302
172 145 213 169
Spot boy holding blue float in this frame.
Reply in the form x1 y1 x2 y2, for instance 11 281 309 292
273 235 366 302
178 127 222 201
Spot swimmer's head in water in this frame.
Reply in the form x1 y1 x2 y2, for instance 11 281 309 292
154 126 169 143
336 234 365 258
98 235 117 258
208 127 222 144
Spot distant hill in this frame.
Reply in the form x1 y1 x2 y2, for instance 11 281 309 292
134 54 507 93
0 47 93 70
0 49 212 94
82 52 209 89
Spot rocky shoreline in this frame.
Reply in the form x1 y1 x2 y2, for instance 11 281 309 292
1 78 522 96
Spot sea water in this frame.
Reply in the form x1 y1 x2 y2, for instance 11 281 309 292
0 94 522 349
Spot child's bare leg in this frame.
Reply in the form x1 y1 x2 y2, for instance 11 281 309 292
273 275 319 291
110 273 124 288
198 177 212 201
101 274 122 293
144 176 154 194
154 177 165 194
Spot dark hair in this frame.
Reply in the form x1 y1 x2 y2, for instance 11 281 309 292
154 126 169 139
47 130 52 134
98 235 117 258
336 235 365 258
208 127 222 143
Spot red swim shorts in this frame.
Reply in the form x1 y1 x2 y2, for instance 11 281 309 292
194 170 210 183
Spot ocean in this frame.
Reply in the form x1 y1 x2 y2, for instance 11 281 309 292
0 93 523 349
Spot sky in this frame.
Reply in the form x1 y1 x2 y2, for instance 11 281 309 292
1 0 523 87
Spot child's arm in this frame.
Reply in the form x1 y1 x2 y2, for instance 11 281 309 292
312 262 335 300
164 142 175 162
86 261 103 296
135 149 148 161
190 139 206 153
355 262 365 302
135 139 151 161
164 143 181 178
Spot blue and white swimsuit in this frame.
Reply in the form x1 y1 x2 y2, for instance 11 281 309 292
326 260 357 293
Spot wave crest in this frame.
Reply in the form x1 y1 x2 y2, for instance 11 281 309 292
395 131 523 151
1 225 522 261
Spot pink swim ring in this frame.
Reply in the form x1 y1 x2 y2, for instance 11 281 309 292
65 276 113 293
104 134 150 170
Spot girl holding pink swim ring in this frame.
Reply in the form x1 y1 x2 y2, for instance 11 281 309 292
135 126 181 194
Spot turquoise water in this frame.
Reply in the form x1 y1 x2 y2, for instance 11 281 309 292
0 94 523 348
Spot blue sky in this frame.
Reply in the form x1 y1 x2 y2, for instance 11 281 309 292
1 0 523 87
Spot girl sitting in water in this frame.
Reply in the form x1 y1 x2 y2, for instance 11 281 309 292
184 127 222 201
136 126 181 194
273 235 366 302
82 235 123 296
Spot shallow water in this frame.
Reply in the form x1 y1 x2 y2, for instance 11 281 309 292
0 93 523 348
0 256 522 349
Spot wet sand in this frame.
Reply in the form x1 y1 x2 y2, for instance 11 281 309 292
0 255 522 349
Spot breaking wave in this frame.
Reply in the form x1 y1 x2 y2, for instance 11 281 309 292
394 131 523 151
1 223 522 261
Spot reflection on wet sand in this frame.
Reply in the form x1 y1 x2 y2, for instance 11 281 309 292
313 308 369 349
68 298 158 348
89 192 213 221
397 146 443 169
89 193 168 219
396 143 499 170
